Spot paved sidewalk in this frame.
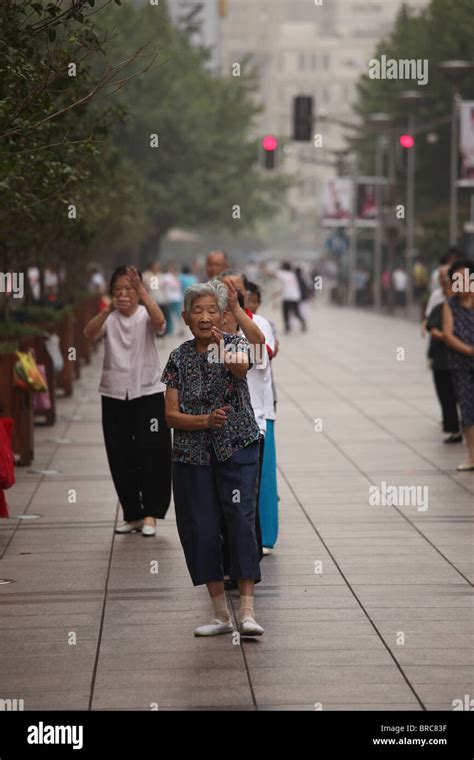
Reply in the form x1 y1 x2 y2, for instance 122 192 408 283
0 303 472 711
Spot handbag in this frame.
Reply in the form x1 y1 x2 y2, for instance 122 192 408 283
32 364 52 411
14 350 48 392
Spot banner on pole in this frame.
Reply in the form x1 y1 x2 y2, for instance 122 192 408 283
459 101 474 187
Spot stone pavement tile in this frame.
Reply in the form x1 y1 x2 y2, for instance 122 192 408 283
0 672 93 692
1 692 90 711
0 561 109 592
252 680 417 707
96 649 244 671
246 607 368 623
388 650 474 666
258 703 422 711
94 668 249 692
0 639 98 656
243 649 391 668
0 653 96 675
401 666 474 684
0 612 101 629
375 620 473 634
91 686 253 710
413 684 474 704
0 627 99 643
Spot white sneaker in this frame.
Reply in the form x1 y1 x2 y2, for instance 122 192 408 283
142 523 156 537
115 521 143 534
194 618 234 637
238 617 264 637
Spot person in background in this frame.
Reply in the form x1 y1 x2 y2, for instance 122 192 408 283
392 265 408 308
295 265 312 318
246 281 279 553
162 279 265 638
441 259 474 470
206 250 228 280
413 257 428 302
179 265 197 292
88 267 106 296
265 261 307 334
220 286 269 567
83 266 171 536
220 272 279 555
425 265 462 443
162 262 184 337
429 248 463 294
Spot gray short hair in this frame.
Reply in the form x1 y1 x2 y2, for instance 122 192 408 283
183 279 228 317
218 269 249 290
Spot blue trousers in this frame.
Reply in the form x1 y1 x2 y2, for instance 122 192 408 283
173 442 261 586
258 420 278 548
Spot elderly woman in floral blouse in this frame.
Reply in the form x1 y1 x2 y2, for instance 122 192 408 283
161 279 266 637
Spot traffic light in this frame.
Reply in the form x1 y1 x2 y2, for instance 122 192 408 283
400 134 415 148
261 134 278 170
293 96 313 141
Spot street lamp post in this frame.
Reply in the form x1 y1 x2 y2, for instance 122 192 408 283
399 90 425 315
367 113 392 310
439 61 474 246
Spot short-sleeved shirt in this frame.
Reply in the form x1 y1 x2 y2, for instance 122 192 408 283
447 297 474 372
246 312 275 431
98 305 166 400
161 335 260 465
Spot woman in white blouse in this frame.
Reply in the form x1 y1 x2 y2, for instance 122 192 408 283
84 266 171 536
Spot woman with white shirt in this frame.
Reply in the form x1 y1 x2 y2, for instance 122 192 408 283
83 266 171 536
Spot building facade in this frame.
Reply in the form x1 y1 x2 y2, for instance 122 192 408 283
218 0 429 243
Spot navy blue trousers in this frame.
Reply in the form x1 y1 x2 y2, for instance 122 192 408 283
173 442 261 586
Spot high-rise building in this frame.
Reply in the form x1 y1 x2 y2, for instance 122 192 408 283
219 0 429 242
166 0 221 72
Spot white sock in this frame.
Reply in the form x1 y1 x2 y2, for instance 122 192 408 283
211 592 230 623
240 594 255 621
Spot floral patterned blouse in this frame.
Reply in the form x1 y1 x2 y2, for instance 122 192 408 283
447 296 474 371
161 335 260 465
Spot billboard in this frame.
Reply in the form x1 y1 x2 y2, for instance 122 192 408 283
459 101 474 187
321 178 354 227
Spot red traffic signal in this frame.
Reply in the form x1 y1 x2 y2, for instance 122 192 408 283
261 135 278 169
400 134 415 148
262 135 278 152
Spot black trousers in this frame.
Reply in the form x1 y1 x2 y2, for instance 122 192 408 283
282 299 306 332
432 369 460 434
173 442 261 586
101 392 171 521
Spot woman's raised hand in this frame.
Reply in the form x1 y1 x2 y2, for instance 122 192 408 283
126 266 143 293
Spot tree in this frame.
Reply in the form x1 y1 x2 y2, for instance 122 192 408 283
352 0 474 247
98 1 288 261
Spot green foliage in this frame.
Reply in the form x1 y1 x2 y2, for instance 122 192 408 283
1 0 286 278
353 0 474 229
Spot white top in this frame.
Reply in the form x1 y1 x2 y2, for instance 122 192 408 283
424 287 445 318
98 305 166 400
245 312 275 433
142 271 168 304
161 272 183 303
392 269 408 292
277 270 301 301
